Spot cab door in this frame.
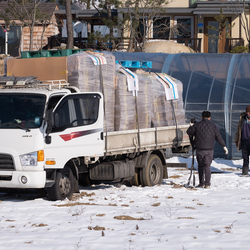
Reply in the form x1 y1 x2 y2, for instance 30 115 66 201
44 93 104 169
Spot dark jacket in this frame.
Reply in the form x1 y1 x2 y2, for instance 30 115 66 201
187 118 226 151
235 112 247 151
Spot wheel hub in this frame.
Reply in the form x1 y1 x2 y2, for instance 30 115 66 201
59 174 71 196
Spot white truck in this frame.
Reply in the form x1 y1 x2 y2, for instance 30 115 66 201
0 79 190 200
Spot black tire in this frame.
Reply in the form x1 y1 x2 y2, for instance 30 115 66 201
130 168 142 186
47 166 74 201
141 154 163 186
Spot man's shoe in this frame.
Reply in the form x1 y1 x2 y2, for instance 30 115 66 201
196 184 205 188
240 174 249 177
204 185 210 189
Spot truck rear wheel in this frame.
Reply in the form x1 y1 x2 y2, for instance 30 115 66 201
47 166 74 201
141 154 163 186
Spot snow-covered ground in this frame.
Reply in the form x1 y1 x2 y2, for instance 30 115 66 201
0 156 249 250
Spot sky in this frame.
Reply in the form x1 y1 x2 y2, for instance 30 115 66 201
0 156 250 250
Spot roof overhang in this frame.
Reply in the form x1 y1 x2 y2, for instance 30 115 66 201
55 1 250 20
193 1 248 15
55 9 117 19
118 7 194 14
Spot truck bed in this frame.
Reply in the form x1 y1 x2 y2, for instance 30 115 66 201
104 124 190 155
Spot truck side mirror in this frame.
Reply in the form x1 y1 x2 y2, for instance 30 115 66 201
45 109 54 144
45 135 51 144
46 109 54 134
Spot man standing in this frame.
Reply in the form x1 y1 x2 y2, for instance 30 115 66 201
187 111 228 188
235 105 250 176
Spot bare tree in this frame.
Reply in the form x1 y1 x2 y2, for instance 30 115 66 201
122 0 172 52
81 0 122 50
6 0 43 51
65 0 74 49
227 0 250 52
40 17 51 50
0 0 55 52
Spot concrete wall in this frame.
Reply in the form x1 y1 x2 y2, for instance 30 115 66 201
168 0 189 8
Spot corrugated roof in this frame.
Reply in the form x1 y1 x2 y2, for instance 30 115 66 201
0 2 58 21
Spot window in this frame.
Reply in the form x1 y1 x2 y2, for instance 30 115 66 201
174 16 194 45
0 26 21 56
53 93 100 132
0 94 46 128
47 95 64 110
153 17 170 39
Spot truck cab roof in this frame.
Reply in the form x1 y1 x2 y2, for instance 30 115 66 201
0 86 72 97
0 78 77 98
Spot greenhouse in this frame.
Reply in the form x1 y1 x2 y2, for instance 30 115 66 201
113 52 250 159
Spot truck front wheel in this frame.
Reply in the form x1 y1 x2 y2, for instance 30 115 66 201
47 166 74 201
141 154 163 186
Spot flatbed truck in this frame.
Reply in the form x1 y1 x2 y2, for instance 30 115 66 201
0 79 190 200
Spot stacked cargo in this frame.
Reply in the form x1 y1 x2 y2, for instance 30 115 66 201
136 71 186 126
151 74 173 127
67 51 116 132
114 65 152 131
67 51 186 131
114 70 137 131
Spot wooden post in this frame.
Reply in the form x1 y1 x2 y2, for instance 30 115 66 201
194 14 198 52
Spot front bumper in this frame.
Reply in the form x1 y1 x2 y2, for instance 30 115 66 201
0 170 46 189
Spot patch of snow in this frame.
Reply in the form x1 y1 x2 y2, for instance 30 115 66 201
1 157 249 250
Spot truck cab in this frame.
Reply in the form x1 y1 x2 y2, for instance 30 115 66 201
0 80 104 200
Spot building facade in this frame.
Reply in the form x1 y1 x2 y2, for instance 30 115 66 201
0 2 60 56
55 0 249 53
0 0 249 55
119 0 249 53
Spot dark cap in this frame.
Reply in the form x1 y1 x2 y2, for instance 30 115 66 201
202 111 211 118
246 105 250 113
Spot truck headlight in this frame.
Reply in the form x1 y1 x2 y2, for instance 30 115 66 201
20 151 44 166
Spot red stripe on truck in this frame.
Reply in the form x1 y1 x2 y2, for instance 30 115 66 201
59 128 103 141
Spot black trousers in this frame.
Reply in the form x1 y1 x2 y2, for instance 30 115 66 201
196 149 214 186
241 140 250 175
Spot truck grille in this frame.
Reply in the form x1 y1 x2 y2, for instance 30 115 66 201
0 154 14 170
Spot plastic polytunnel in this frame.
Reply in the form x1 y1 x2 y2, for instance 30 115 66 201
113 52 250 159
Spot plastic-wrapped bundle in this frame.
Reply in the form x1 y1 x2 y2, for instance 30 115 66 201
137 74 152 129
153 73 186 126
114 72 137 131
67 51 115 132
151 75 173 126
115 65 152 131
67 52 99 91
136 70 186 126
135 71 172 126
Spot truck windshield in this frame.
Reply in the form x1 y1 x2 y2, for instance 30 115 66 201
0 94 46 129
